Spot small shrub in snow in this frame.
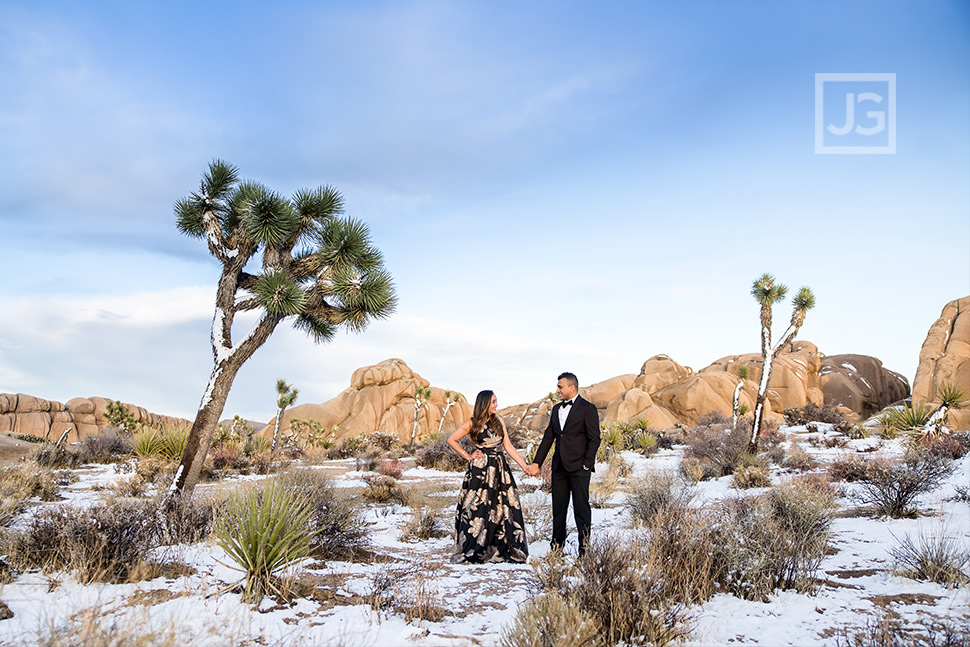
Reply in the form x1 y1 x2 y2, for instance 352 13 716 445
376 458 405 479
399 507 448 541
361 474 410 505
626 471 696 527
828 455 877 482
682 424 749 478
415 436 472 472
891 528 970 587
275 469 368 558
852 454 953 518
500 592 604 647
0 464 68 526
732 457 772 489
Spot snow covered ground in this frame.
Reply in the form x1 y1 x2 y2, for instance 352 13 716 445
1 425 968 646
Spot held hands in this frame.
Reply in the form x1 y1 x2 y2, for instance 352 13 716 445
524 463 540 477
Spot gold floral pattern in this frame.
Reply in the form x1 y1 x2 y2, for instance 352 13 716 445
451 424 529 564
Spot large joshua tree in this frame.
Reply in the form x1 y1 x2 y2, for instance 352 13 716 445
168 160 396 498
748 273 815 453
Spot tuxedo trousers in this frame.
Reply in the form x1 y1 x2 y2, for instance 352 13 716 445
550 463 592 555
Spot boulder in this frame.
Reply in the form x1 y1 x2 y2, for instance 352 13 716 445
0 393 188 442
651 371 765 426
633 355 692 394
913 296 970 431
261 358 474 445
602 387 680 429
820 354 910 417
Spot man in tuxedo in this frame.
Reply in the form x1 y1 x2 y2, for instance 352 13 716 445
528 372 601 556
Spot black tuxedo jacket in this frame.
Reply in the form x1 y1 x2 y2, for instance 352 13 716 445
534 395 601 473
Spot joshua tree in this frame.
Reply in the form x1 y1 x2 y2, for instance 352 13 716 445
271 379 299 451
408 385 432 452
732 379 744 430
748 273 815 453
436 390 463 436
168 160 396 498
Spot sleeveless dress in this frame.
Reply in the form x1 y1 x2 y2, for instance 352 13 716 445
451 423 529 563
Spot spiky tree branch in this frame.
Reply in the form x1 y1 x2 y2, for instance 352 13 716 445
167 160 396 500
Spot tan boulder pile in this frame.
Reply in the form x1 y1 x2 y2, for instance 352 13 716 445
820 354 909 417
262 358 473 445
0 393 188 442
913 296 970 431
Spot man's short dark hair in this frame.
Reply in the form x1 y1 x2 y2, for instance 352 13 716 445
558 372 578 389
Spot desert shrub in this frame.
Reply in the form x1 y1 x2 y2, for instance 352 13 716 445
570 537 692 645
782 442 818 471
834 612 970 647
891 528 970 587
209 444 246 471
500 592 604 647
678 455 714 484
732 455 772 489
400 507 448 541
275 469 368 558
910 432 968 460
588 471 620 509
376 458 406 479
853 454 954 518
157 494 219 545
643 505 718 603
214 479 316 604
0 464 68 525
709 486 833 600
696 411 730 427
368 431 400 451
828 454 877 482
368 561 448 623
361 474 409 505
77 431 133 464
106 474 150 498
682 424 749 479
626 471 696 527
415 436 472 471
15 433 47 443
5 500 161 582
783 402 847 426
32 444 82 469
243 434 271 458
325 433 368 460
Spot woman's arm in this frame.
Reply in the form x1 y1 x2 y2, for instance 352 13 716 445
447 420 482 462
501 419 530 471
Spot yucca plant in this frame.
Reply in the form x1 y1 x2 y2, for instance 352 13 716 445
215 479 317 604
244 435 272 457
882 402 933 438
131 428 165 459
159 425 191 461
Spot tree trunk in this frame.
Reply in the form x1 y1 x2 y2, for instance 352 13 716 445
272 408 284 452
732 380 744 430
167 359 242 501
748 354 775 454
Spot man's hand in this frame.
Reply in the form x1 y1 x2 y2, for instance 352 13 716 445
525 463 540 477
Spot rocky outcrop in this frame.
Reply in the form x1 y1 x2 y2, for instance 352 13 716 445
913 296 970 431
261 358 474 445
820 354 910 417
0 393 188 442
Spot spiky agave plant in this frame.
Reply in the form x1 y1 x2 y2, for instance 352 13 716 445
215 479 316 604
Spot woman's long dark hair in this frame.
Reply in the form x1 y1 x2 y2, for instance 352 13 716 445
469 390 501 443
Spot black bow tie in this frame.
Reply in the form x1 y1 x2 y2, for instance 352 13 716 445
561 401 572 408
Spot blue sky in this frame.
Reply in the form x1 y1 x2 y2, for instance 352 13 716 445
1 1 968 422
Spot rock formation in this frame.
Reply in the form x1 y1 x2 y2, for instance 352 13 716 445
820 354 910 417
0 393 188 442
913 296 970 431
260 358 474 445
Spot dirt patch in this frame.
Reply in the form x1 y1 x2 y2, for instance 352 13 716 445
0 434 38 466
125 588 191 607
808 577 863 590
866 593 942 608
826 568 885 579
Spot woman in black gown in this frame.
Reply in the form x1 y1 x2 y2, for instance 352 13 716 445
447 390 532 563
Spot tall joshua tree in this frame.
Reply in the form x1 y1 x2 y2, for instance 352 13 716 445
272 379 299 452
436 390 463 436
168 160 396 498
748 273 815 453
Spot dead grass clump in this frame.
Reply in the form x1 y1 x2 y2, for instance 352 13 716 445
784 402 848 426
0 464 69 525
368 561 448 623
361 474 409 505
782 442 818 471
400 507 448 541
33 444 85 469
415 436 471 471
5 500 160 583
732 457 772 489
890 527 970 587
157 494 219 546
828 455 877 482
625 471 696 527
853 454 953 518
78 431 133 464
499 592 603 647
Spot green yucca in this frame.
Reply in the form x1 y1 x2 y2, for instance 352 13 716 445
882 403 933 437
244 435 272 457
215 479 317 604
938 382 967 410
131 429 164 458
159 426 191 461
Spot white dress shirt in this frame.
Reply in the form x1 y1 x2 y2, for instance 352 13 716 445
558 398 574 430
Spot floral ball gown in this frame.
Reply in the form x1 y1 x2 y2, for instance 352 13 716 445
451 423 529 563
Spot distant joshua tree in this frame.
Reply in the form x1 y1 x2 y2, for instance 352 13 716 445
408 385 433 452
437 390 463 436
748 273 815 453
168 160 396 499
272 379 299 451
